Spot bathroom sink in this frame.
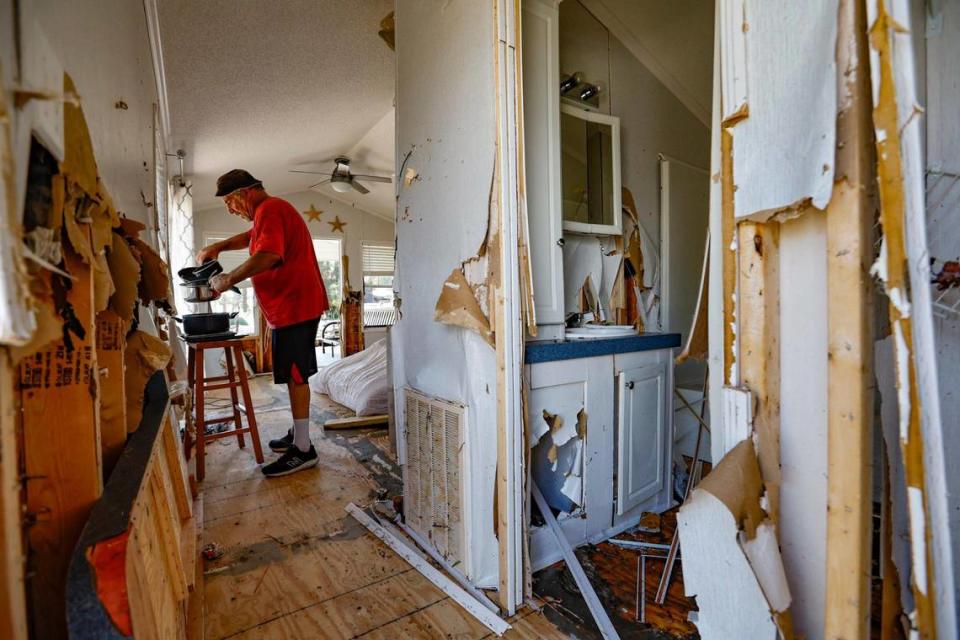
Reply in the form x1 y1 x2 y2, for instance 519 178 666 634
565 325 637 340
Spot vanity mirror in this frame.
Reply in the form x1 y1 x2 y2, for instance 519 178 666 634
560 103 621 236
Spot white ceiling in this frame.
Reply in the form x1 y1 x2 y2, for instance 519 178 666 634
297 107 395 219
158 0 395 213
580 0 714 124
158 0 710 217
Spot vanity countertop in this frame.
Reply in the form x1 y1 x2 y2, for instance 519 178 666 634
525 332 681 364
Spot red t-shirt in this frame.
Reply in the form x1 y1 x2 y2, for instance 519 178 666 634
247 197 328 328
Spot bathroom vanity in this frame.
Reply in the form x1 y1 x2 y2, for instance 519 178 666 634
525 334 679 568
521 0 680 563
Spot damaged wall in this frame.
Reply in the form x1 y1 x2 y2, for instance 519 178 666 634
924 0 960 608
9 0 160 231
193 191 394 289
393 0 501 587
700 0 959 636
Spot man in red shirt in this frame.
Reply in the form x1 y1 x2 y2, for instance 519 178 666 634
199 169 328 477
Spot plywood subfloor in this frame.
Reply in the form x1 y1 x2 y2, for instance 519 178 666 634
199 376 566 639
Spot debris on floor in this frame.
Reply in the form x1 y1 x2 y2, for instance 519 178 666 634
201 542 223 562
533 505 698 640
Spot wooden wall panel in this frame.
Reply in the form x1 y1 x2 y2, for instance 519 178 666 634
96 310 127 477
0 350 27 640
19 248 101 640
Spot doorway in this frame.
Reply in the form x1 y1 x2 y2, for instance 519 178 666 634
313 237 343 365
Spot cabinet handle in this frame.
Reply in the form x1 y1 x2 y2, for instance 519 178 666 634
625 381 635 390
556 238 565 247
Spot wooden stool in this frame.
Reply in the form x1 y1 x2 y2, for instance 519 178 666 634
185 336 264 481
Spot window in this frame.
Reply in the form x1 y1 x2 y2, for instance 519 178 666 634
362 244 395 327
313 238 342 321
202 234 257 334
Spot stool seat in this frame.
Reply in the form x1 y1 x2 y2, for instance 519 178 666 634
184 336 264 481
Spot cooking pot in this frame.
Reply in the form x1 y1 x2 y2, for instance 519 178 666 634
180 281 240 303
172 311 239 336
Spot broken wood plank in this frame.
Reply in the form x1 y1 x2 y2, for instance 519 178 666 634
162 413 192 521
345 502 511 636
531 484 619 640
868 0 954 634
720 130 737 385
736 220 781 523
824 2 876 636
395 516 500 614
322 414 389 430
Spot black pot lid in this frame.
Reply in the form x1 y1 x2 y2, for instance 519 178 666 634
178 260 223 283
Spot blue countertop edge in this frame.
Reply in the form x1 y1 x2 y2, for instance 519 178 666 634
525 332 681 364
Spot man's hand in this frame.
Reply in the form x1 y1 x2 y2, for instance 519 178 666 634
209 273 233 293
197 244 221 264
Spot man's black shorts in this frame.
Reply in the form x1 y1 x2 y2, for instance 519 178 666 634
272 316 322 384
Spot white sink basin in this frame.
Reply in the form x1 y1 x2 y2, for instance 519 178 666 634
565 325 637 340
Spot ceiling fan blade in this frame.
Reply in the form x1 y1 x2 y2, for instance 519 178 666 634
290 169 334 176
308 178 332 189
350 179 370 195
352 174 392 184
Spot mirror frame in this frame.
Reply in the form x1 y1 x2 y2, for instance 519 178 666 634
559 103 622 237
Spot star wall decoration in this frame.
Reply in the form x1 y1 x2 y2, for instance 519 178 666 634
328 216 347 233
303 204 323 222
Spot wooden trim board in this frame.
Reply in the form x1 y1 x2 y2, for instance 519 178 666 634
345 503 511 636
531 484 619 639
823 1 876 635
323 415 389 430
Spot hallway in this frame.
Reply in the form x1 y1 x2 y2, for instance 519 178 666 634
198 378 565 639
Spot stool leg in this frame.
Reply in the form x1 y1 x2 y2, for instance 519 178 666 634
224 347 246 448
185 347 196 461
234 345 264 464
195 346 206 482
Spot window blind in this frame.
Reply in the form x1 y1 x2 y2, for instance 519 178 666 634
362 244 395 275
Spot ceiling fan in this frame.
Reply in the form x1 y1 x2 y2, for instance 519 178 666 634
289 156 392 194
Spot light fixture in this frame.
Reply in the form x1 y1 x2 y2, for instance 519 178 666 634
330 176 352 193
560 72 581 94
579 84 600 101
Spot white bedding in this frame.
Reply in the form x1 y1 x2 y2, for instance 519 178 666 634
310 339 388 416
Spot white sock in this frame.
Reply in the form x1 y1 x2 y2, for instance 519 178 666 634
292 418 311 452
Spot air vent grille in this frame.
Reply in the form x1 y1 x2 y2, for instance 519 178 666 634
402 388 467 567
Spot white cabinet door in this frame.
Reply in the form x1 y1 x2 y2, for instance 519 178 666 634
527 355 614 569
617 362 668 515
522 0 565 329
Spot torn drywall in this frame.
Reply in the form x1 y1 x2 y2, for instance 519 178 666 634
867 0 956 631
727 0 838 220
0 60 36 346
123 330 170 433
678 439 791 639
563 236 602 317
697 439 765 538
107 232 140 328
435 268 494 346
623 188 660 330
433 160 500 347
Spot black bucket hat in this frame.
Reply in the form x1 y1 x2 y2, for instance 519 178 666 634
215 169 263 197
